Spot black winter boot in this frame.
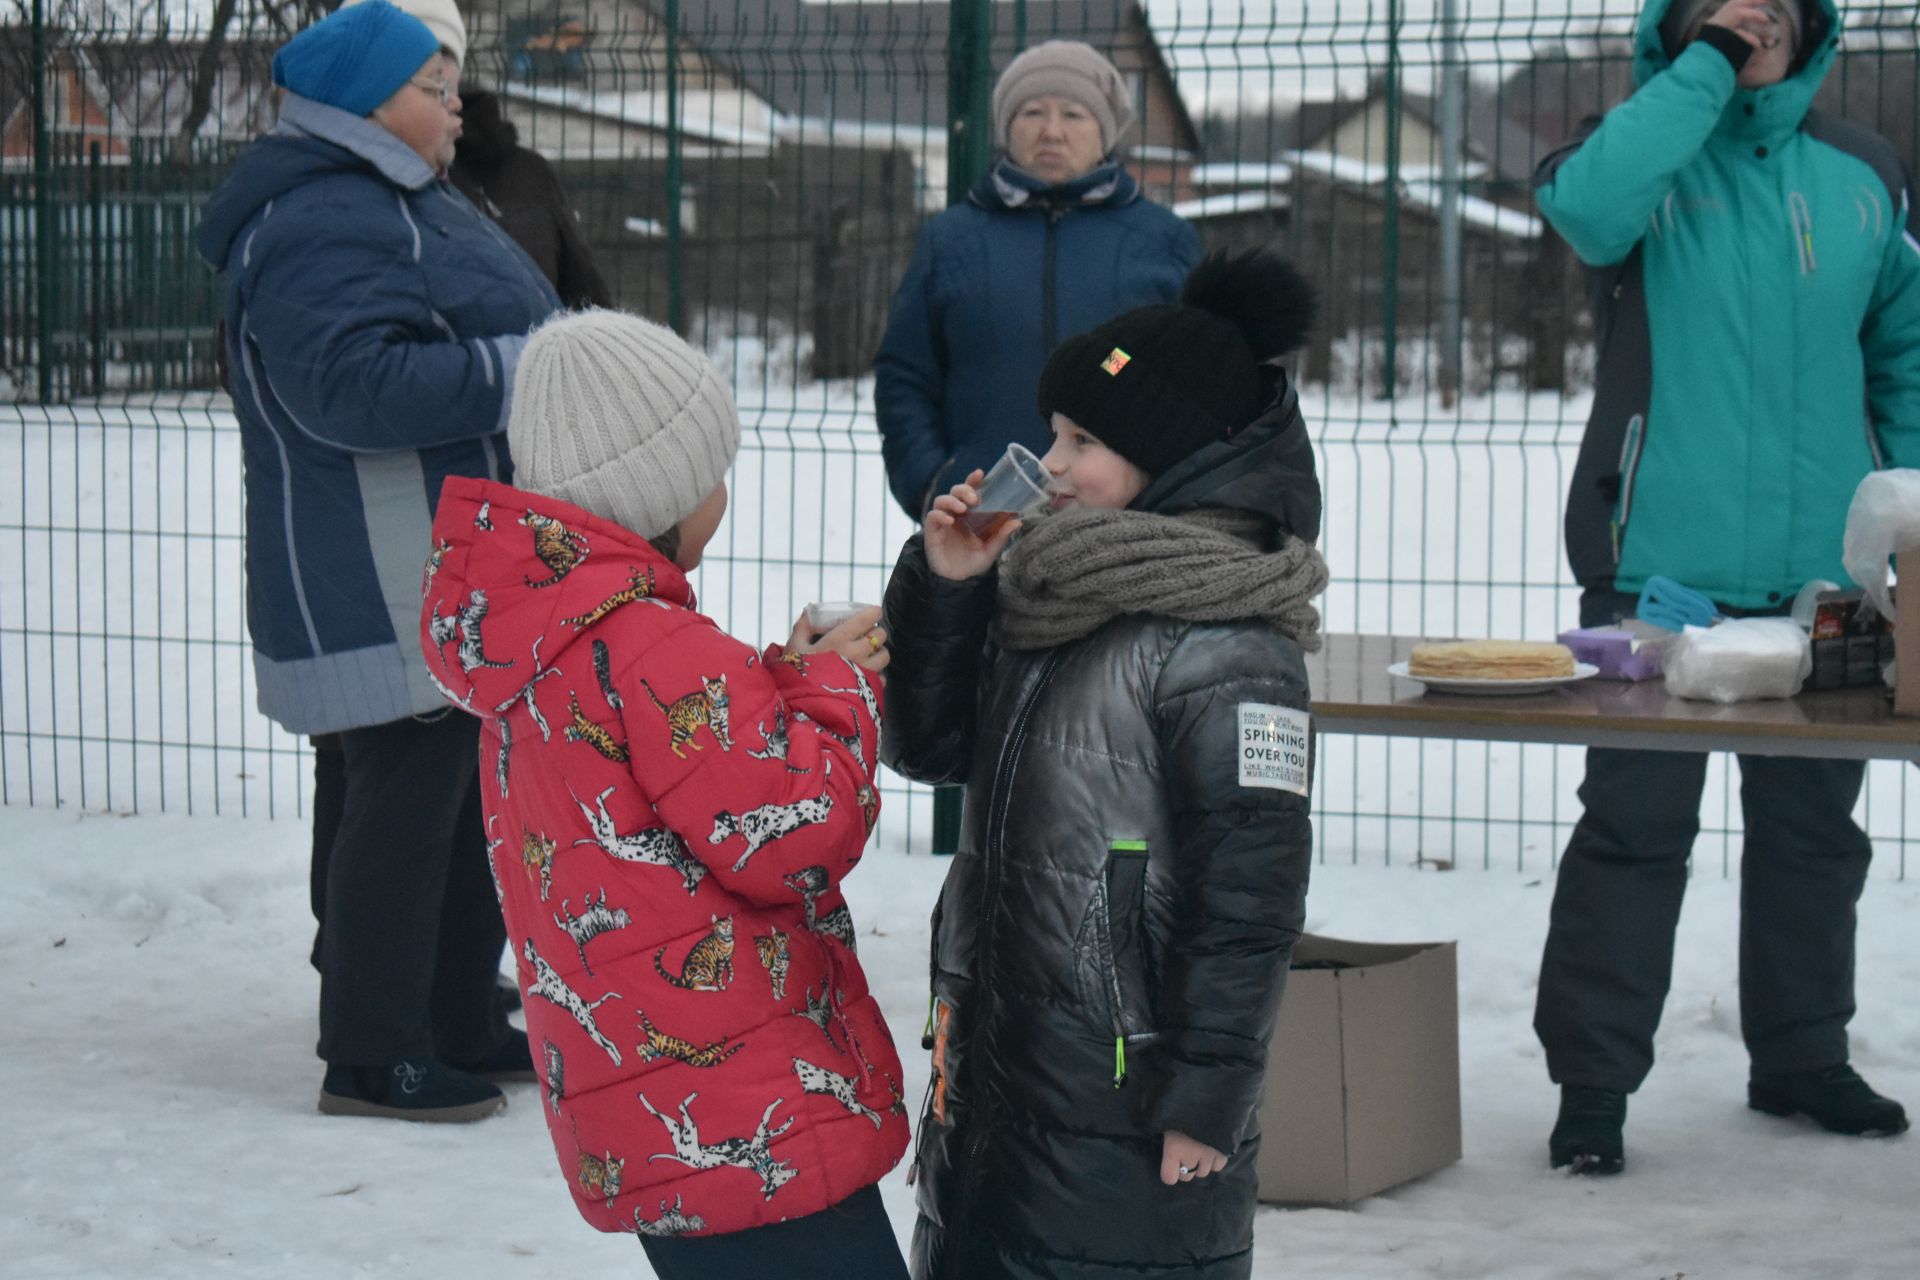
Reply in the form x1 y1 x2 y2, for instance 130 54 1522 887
1549 1084 1627 1175
1748 1064 1909 1137
448 1027 537 1083
319 1060 506 1122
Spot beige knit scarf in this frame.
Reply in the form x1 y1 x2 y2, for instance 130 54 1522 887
991 506 1330 652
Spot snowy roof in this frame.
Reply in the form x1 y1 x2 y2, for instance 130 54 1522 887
1276 87 1551 185
1189 161 1295 189
498 84 779 149
1171 189 1290 221
1285 150 1488 187
1404 179 1542 241
1282 150 1538 241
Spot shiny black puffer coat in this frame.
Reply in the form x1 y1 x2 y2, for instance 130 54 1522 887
881 393 1319 1280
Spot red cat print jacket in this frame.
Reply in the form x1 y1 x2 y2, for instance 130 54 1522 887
421 476 907 1238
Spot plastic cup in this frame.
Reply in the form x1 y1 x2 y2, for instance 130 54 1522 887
960 443 1052 539
805 600 876 634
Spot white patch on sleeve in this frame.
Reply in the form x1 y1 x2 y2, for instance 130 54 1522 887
1237 702 1311 796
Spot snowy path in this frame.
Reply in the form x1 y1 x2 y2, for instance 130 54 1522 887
4 806 1916 1278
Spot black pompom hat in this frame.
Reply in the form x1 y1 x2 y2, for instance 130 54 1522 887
1036 247 1317 478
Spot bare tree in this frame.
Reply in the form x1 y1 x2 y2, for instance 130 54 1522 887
169 0 240 164
170 0 323 166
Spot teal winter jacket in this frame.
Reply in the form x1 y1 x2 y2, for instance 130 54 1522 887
1536 0 1920 607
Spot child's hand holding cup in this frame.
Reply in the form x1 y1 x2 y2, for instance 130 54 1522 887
925 443 1053 582
789 602 888 675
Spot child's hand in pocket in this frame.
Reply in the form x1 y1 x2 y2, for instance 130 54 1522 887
1159 1130 1228 1185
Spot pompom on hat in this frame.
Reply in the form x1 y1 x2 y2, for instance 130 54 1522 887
1037 248 1317 479
991 40 1136 154
272 0 441 118
507 310 741 542
339 0 468 68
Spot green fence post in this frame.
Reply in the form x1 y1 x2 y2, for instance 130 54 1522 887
31 0 55 404
89 141 105 396
1380 0 1402 405
947 0 993 208
665 0 685 335
930 0 995 857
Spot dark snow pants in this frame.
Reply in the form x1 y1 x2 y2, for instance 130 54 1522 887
640 1185 909 1279
314 709 509 1068
1534 591 1874 1092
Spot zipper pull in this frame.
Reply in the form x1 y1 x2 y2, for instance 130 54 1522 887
921 995 936 1050
1112 1036 1128 1089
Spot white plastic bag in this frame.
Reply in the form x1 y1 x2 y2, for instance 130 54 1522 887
1663 618 1811 703
1842 469 1920 620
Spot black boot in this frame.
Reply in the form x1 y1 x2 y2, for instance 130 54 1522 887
448 1027 538 1083
319 1060 506 1122
1549 1084 1627 1175
1749 1064 1909 1137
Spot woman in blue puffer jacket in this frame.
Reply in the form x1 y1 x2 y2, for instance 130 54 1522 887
195 1 562 1123
873 39 1201 518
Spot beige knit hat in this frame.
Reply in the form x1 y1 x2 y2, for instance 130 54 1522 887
340 0 467 66
991 40 1135 153
507 310 740 541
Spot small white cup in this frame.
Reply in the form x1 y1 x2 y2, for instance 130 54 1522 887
805 600 876 634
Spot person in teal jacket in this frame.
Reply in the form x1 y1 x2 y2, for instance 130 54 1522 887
1532 0 1915 1175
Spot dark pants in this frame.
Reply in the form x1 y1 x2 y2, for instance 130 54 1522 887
640 1184 908 1280
308 733 346 973
1534 591 1874 1092
313 710 509 1067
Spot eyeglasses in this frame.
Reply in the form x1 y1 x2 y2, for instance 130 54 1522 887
409 76 455 107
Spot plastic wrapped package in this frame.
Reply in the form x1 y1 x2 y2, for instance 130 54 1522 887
1842 469 1920 621
1663 618 1811 703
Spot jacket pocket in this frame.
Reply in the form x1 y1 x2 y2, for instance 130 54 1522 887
1086 840 1157 1086
1611 413 1647 565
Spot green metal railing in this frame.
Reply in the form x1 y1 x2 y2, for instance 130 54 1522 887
2 1 1915 874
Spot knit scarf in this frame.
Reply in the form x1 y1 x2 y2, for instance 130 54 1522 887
991 506 1330 653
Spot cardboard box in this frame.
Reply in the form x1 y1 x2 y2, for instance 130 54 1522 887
1255 935 1461 1206
1897 549 1918 716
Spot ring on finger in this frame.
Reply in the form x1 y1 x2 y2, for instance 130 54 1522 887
866 630 883 654
1178 1164 1195 1178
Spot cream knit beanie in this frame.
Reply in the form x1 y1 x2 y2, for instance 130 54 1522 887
992 40 1135 152
508 310 740 541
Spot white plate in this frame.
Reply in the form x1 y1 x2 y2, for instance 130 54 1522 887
1387 661 1600 696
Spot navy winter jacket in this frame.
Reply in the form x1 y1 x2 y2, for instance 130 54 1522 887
195 94 561 734
873 158 1200 516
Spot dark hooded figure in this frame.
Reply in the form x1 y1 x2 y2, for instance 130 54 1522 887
451 88 613 310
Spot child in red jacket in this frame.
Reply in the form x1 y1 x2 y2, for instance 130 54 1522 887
421 309 908 1275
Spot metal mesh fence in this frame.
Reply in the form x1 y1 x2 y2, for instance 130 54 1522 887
2 0 1915 873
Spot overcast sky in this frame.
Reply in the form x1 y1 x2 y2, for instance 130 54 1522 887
806 0 1653 107
77 0 1781 110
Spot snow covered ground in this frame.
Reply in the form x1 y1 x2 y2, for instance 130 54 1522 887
4 804 1917 1279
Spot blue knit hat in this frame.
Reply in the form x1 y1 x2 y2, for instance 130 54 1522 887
272 0 441 118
